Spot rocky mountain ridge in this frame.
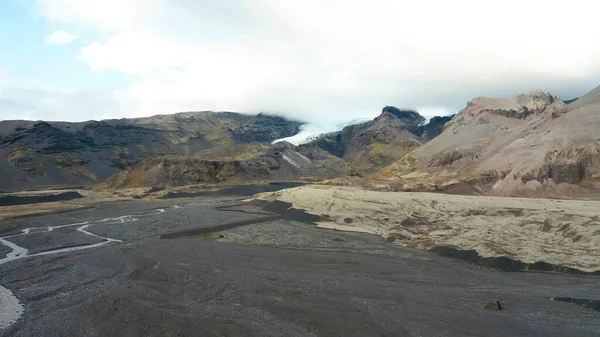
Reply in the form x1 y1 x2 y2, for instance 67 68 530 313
5 86 597 198
101 142 358 189
378 88 600 197
96 106 456 190
300 106 452 172
0 111 303 191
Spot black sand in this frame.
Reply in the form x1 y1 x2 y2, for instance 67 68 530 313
0 198 598 336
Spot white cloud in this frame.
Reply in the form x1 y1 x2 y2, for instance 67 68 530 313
45 30 79 46
0 85 121 122
0 66 120 122
29 0 600 124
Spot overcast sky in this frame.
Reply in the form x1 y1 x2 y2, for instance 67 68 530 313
1 0 600 125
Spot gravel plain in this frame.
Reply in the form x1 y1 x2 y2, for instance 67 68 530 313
0 197 598 336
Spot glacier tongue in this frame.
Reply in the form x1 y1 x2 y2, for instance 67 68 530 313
273 116 375 145
273 114 444 146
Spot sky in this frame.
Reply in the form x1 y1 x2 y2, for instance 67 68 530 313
1 0 600 126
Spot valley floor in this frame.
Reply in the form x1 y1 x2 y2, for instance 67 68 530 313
0 193 598 336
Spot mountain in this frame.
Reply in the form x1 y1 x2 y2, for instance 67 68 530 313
106 105 456 189
300 106 452 173
379 88 600 197
0 111 303 191
413 115 455 140
101 142 358 189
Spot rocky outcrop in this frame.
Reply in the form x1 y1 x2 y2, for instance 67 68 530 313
480 91 565 119
415 115 455 140
380 106 424 126
526 145 600 185
516 90 563 113
484 301 502 311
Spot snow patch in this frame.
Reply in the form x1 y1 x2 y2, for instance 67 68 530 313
418 116 431 127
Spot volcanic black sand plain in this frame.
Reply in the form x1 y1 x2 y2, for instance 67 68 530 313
0 195 599 336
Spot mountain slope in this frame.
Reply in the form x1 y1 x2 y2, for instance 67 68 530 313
101 142 358 189
102 106 457 189
300 106 452 173
379 89 600 197
0 111 302 191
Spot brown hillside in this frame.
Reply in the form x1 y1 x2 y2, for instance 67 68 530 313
378 89 600 197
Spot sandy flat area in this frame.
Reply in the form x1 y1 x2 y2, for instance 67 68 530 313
252 185 600 272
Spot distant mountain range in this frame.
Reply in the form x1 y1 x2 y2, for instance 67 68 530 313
3 86 600 198
0 112 303 190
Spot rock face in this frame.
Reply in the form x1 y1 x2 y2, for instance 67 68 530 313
414 115 455 140
516 90 562 113
380 106 424 126
379 87 600 197
301 106 450 173
0 111 304 191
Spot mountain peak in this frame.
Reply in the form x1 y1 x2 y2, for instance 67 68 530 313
515 90 563 113
380 106 425 125
459 91 565 121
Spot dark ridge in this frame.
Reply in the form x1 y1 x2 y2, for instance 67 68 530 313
247 200 322 223
160 215 282 239
24 186 86 192
431 246 600 276
232 113 303 143
159 182 305 199
161 200 321 239
551 297 599 312
563 98 579 105
415 115 455 140
0 191 84 207
381 106 421 121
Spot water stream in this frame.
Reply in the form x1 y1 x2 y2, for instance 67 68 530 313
0 208 166 331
